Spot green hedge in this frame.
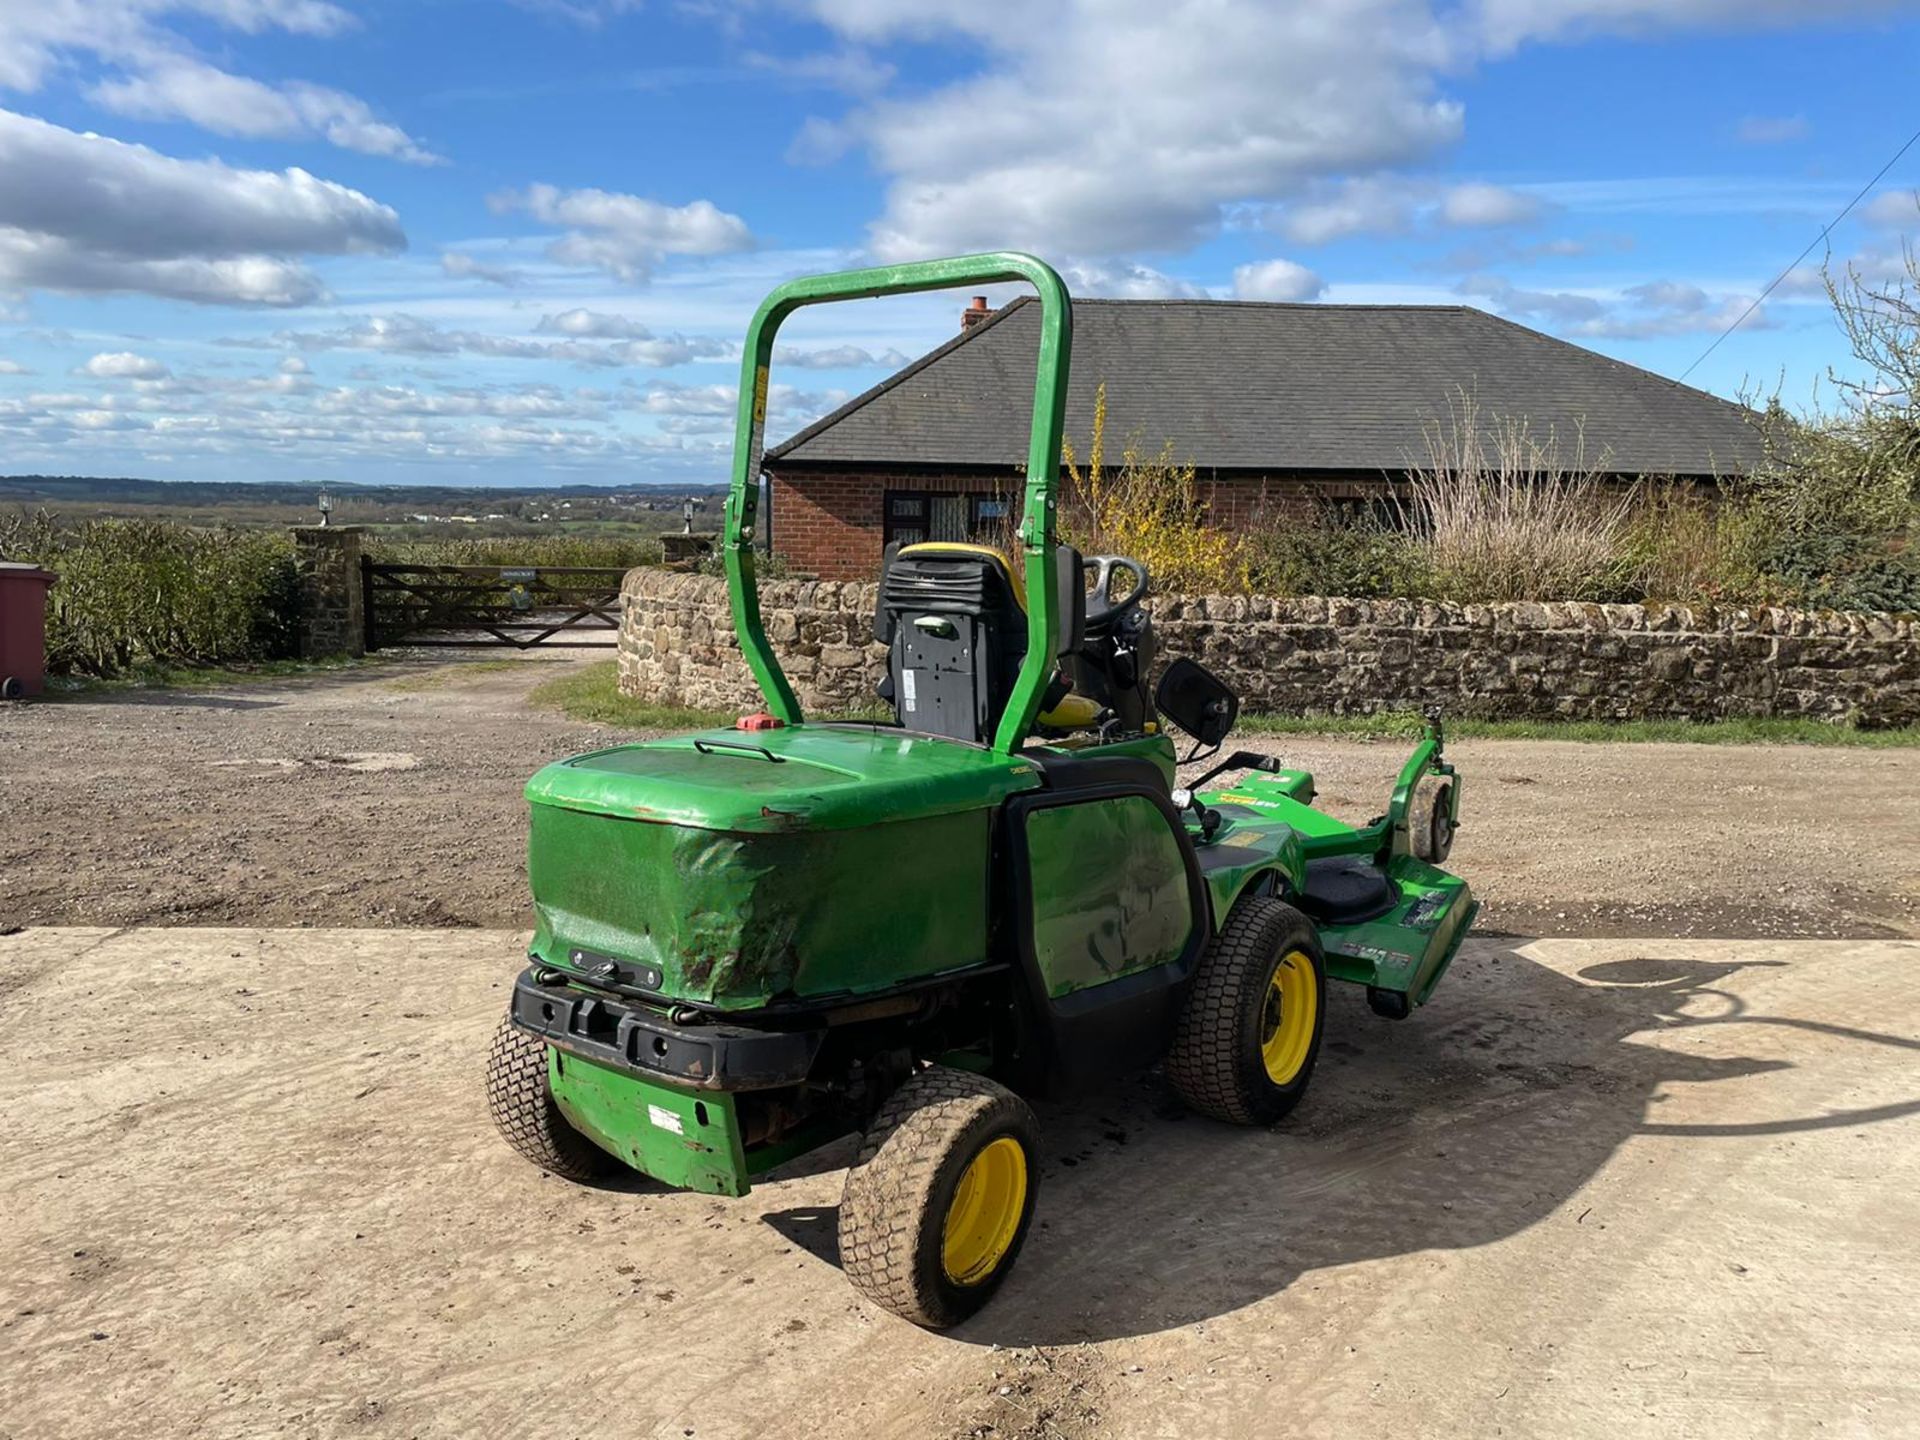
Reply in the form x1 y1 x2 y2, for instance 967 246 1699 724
363 533 663 569
0 512 300 676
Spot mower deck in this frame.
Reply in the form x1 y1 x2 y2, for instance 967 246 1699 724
1198 768 1478 1005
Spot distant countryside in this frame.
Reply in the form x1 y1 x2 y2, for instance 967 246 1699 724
0 474 727 677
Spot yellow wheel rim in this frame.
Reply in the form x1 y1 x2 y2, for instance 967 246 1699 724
1260 950 1319 1085
941 1136 1028 1286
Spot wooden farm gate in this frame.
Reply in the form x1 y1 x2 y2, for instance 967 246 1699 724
360 559 625 649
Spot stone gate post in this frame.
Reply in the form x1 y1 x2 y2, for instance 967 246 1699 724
292 525 365 658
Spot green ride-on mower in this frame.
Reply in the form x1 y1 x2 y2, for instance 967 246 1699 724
486 252 1476 1328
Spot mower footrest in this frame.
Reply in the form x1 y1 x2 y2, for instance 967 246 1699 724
1315 860 1476 1008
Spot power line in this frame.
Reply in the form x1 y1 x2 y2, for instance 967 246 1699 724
1678 123 1920 382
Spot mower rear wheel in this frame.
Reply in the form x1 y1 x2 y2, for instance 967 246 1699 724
1167 897 1327 1126
838 1066 1040 1329
485 1016 611 1182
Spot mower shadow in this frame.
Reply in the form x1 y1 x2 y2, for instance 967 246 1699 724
762 939 1912 1344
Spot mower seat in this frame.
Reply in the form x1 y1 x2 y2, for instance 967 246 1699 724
1295 856 1399 926
874 543 1030 743
873 542 1099 743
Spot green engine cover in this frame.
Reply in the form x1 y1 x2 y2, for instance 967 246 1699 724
527 803 993 1008
524 723 1041 1010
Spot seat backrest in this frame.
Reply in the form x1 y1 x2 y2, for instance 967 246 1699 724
874 543 1028 742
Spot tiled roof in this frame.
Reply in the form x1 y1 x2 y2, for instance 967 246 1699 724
768 297 1763 476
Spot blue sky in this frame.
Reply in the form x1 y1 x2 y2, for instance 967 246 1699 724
0 0 1916 488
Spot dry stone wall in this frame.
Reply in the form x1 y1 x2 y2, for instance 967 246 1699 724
618 568 1920 726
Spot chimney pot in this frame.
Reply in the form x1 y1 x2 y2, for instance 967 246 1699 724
961 295 992 332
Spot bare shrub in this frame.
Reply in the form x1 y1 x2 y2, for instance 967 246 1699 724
1405 390 1638 602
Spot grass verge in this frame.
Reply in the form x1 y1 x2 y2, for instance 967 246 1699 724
49 654 386 693
527 661 728 731
1237 710 1920 747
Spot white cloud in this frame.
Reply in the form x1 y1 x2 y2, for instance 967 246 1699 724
625 377 845 421
535 309 655 340
1457 274 1603 325
1427 234 1612 272
1863 190 1920 229
440 251 523 287
491 185 755 282
0 109 403 306
314 382 606 422
1438 181 1542 228
1274 180 1416 245
1232 259 1327 302
805 1 1462 262
509 0 645 25
0 2 434 163
82 351 172 379
773 343 912 369
1271 177 1542 243
0 3 353 92
1058 260 1208 300
785 115 852 167
1468 0 1920 54
744 47 896 96
1459 272 1771 338
0 359 32 375
88 61 293 138
274 313 730 368
89 60 442 164
1736 114 1808 144
788 0 1906 269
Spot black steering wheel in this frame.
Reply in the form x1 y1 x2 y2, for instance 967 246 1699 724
1084 555 1150 631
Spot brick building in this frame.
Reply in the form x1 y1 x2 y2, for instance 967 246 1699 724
762 295 1763 580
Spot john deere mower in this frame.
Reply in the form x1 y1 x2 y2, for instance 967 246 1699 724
486 253 1476 1328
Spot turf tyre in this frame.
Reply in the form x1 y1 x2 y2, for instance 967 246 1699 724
1367 985 1412 1020
486 1015 611 1182
1167 897 1327 1125
838 1066 1040 1329
1411 779 1456 863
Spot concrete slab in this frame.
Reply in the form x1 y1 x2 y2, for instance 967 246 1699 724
2 928 1916 1439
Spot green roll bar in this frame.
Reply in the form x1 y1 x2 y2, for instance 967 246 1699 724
722 252 1073 755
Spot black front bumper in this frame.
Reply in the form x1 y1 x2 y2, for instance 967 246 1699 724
510 966 824 1092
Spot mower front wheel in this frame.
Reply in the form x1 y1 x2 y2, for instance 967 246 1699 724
1167 897 1327 1126
838 1066 1040 1329
485 1016 612 1182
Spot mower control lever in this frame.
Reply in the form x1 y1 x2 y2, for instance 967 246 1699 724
1170 786 1224 842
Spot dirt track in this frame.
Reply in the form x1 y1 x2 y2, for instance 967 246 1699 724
3 652 1918 938
4 926 1918 1439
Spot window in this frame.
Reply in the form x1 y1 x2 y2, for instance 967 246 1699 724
883 489 1012 549
884 491 927 548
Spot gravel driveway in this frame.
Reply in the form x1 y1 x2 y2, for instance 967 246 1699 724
3 652 1916 937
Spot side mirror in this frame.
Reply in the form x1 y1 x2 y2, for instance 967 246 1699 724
1054 546 1086 657
1155 658 1239 747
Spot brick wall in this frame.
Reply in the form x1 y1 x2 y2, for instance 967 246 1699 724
768 469 1014 579
619 567 1920 727
766 466 1401 579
